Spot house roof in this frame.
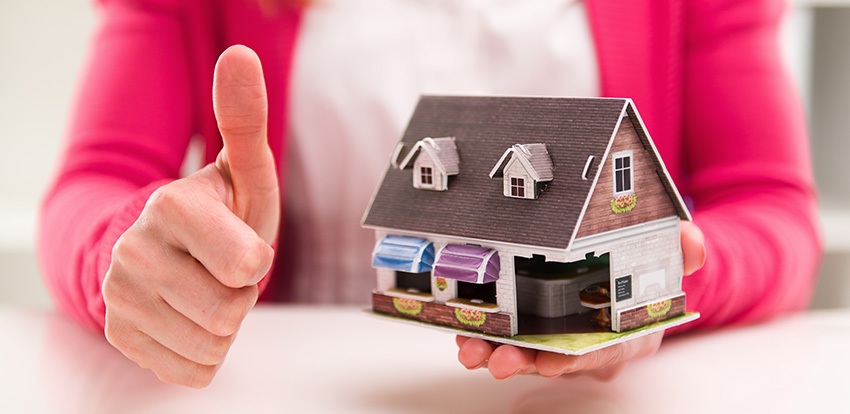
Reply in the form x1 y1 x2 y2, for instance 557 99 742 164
362 96 690 251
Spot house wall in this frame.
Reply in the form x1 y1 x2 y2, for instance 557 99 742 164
431 273 457 303
618 293 686 332
372 293 513 336
371 231 521 335
373 231 396 292
430 238 521 335
571 218 684 331
575 116 678 238
495 250 519 334
372 216 682 334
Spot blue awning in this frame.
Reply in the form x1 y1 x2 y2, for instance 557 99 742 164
371 235 435 273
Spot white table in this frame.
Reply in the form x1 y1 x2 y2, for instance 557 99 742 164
1 305 848 413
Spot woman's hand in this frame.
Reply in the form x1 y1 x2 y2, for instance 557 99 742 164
101 45 279 388
456 221 706 380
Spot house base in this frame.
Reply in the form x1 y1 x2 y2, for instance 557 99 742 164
370 307 699 356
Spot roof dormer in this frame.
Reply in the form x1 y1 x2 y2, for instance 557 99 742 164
489 143 554 199
396 137 460 191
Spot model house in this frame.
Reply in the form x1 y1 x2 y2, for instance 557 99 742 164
362 96 692 336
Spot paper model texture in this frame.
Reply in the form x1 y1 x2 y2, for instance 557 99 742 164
362 96 698 355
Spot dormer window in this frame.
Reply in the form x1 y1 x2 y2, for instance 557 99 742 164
489 143 554 199
510 177 525 197
397 137 460 191
612 150 634 195
420 167 433 185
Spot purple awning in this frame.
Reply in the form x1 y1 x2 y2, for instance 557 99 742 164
434 245 500 284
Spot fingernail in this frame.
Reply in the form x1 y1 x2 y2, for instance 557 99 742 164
498 369 523 380
541 369 565 378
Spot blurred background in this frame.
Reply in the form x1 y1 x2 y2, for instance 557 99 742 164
0 1 848 309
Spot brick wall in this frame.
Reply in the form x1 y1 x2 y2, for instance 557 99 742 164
373 293 512 336
576 116 679 239
617 294 686 331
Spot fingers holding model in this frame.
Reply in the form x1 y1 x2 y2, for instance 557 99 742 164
102 45 279 388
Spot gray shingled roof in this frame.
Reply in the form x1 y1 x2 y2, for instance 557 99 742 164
362 96 687 250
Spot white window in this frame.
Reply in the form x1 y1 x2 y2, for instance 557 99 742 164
510 177 525 197
420 166 433 185
612 150 634 195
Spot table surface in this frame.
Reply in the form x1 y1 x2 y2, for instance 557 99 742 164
1 305 848 414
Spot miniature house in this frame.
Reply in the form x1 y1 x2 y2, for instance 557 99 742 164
362 96 692 336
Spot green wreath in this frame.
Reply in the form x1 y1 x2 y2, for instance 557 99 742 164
646 299 672 318
393 297 422 316
611 194 637 214
455 308 486 327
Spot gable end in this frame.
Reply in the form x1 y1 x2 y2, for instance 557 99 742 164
575 112 680 238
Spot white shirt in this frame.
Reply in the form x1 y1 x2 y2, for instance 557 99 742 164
286 0 599 303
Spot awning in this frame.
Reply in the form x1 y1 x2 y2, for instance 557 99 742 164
433 245 500 284
371 235 434 273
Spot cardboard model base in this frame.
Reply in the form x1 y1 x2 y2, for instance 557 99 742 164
371 310 699 355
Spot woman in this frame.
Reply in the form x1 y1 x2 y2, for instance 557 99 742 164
38 0 821 387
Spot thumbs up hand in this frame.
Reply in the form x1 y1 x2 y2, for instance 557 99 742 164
102 46 280 388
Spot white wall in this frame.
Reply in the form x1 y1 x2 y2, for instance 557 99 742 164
0 2 95 308
806 6 850 308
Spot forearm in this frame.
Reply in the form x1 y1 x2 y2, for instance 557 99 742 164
677 0 822 330
39 179 166 331
38 0 194 331
683 185 820 329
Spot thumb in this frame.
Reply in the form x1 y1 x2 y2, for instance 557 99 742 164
213 45 280 244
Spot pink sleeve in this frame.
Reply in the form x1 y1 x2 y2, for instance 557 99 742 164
37 0 196 332
677 0 822 330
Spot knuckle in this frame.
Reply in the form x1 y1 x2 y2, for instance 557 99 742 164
146 185 181 212
110 232 143 268
186 364 218 389
103 322 148 368
198 335 232 366
102 267 134 311
150 356 217 388
143 185 192 227
103 318 125 349
109 229 159 282
225 240 271 287
218 122 265 138
102 252 154 313
208 289 253 336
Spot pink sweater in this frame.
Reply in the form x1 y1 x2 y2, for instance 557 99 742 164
38 0 821 333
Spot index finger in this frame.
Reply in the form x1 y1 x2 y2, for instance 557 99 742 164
681 221 706 276
148 169 274 288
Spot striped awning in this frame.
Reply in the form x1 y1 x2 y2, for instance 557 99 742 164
433 245 500 284
371 235 434 273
